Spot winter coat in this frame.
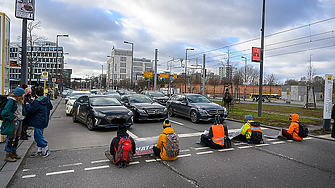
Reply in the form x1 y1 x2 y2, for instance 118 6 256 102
1 98 27 136
287 114 303 141
26 96 53 129
110 130 136 156
241 120 254 136
157 127 178 161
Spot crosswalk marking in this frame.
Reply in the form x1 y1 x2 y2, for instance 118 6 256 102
194 147 210 150
46 170 74 176
196 151 214 155
218 148 235 152
84 165 110 171
238 146 253 149
178 154 192 158
22 174 36 179
91 160 109 164
271 141 285 144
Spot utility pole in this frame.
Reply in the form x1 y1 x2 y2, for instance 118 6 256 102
202 54 206 96
21 19 28 86
154 49 158 92
258 0 266 117
101 65 103 89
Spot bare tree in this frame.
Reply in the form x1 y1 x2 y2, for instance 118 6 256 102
265 73 278 96
207 74 221 97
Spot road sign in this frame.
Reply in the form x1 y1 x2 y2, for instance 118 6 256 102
52 78 56 82
174 74 177 79
160 73 169 78
144 72 153 77
110 79 112 83
41 71 48 80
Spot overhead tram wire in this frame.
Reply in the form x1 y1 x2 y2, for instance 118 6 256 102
187 17 335 58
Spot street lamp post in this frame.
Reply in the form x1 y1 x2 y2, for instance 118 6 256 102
185 48 194 93
124 41 134 90
56 34 68 94
241 56 247 101
107 55 114 90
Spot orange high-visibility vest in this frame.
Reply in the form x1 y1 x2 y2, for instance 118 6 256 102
211 124 225 146
247 126 262 133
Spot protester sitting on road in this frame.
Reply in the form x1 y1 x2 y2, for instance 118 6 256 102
280 114 303 141
27 86 53 158
153 119 179 161
233 115 254 141
200 115 230 149
1 87 26 162
105 124 136 167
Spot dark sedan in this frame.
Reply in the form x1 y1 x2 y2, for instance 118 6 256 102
72 95 133 131
166 93 228 123
120 94 168 122
145 91 169 106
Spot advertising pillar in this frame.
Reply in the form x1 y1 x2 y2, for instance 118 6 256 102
323 74 333 132
0 12 10 142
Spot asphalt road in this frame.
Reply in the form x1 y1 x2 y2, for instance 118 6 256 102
7 99 335 188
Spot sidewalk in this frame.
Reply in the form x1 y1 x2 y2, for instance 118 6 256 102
0 97 62 188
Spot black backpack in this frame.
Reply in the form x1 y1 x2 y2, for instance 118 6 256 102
247 122 264 144
0 95 9 120
296 122 308 138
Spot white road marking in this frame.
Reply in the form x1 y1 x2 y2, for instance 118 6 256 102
59 163 83 167
304 137 313 140
234 142 247 146
22 169 30 172
170 120 184 125
128 131 139 139
133 156 142 159
194 147 210 150
178 154 192 158
179 132 203 138
255 144 270 147
129 161 140 165
135 137 153 141
22 174 36 179
218 148 235 152
146 159 157 163
91 159 109 164
196 151 214 155
238 146 253 149
180 149 190 152
84 165 110 171
287 140 294 142
271 141 285 144
46 170 74 176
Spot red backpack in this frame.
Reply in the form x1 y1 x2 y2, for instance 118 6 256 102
114 137 132 167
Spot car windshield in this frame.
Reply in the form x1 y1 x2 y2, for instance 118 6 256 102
70 93 90 99
187 95 211 103
149 92 165 97
129 96 153 103
125 92 136 95
90 97 121 106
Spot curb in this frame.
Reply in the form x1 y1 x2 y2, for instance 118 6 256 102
2 98 62 188
225 118 335 142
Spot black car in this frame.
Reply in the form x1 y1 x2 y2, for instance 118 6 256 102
166 93 228 123
120 94 168 122
145 91 169 106
72 95 133 131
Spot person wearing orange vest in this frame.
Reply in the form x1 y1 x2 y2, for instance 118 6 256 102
281 114 303 141
200 116 228 149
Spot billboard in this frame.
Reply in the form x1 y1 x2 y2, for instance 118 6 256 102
15 0 35 20
0 13 10 95
252 47 260 62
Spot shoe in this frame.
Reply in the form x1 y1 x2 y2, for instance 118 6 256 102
30 152 42 158
43 149 50 158
4 153 16 162
26 134 31 137
11 151 21 159
20 136 28 140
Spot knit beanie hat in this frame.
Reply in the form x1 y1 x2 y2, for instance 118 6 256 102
14 87 25 97
245 115 253 121
163 119 171 129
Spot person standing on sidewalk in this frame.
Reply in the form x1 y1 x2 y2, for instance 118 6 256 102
21 87 34 140
1 88 26 162
26 86 53 158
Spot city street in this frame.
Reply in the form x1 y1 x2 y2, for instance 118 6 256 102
7 99 335 187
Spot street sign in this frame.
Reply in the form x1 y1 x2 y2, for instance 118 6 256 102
52 78 56 82
110 79 112 83
41 71 48 79
252 47 260 62
15 0 35 20
174 74 177 79
160 73 169 78
144 72 153 77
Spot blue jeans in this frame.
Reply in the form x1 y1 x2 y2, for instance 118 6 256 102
34 128 48 148
5 120 22 152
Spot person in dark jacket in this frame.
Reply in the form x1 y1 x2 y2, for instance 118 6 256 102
105 124 136 164
26 86 53 158
21 87 34 140
1 87 26 162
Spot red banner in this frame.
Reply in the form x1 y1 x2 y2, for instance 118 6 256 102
252 47 260 62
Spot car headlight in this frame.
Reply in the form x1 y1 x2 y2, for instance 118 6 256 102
94 110 105 117
67 102 73 106
198 108 207 114
224 108 227 113
128 111 133 116
163 108 167 112
137 108 146 114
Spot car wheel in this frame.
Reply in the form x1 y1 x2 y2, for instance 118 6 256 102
190 110 199 123
72 113 78 123
168 107 175 117
86 116 95 131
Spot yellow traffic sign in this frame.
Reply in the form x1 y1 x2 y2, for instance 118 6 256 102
160 73 169 78
144 72 153 77
41 71 48 79
173 74 177 79
52 78 56 82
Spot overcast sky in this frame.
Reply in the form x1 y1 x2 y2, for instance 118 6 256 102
1 0 335 83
